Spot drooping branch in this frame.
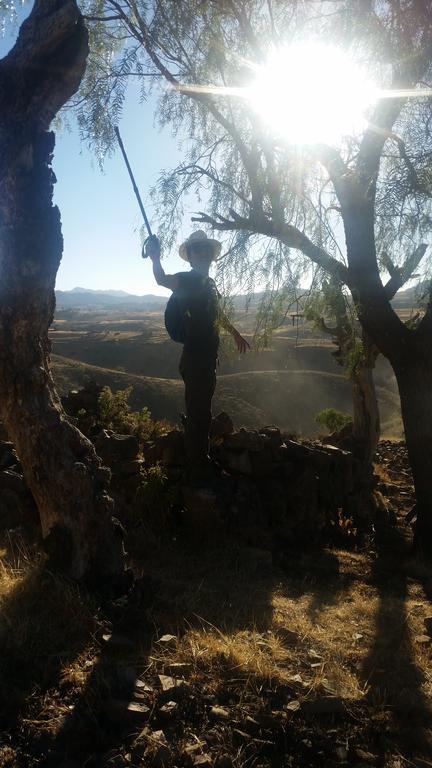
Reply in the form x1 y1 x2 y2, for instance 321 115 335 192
192 209 348 283
105 0 265 212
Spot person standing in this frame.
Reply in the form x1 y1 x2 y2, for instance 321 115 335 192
144 230 249 487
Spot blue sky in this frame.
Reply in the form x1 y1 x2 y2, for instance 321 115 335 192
0 6 213 295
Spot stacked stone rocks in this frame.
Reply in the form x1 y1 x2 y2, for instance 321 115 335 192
94 431 143 500
142 418 354 547
0 382 358 548
0 434 37 528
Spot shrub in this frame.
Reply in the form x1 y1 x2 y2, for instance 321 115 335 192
315 407 352 434
97 386 170 442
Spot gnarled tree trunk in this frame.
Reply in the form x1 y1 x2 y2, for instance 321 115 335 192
0 0 125 581
351 366 380 464
343 204 432 556
394 353 432 553
351 336 380 468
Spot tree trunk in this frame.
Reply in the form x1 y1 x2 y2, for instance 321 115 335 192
0 0 125 582
351 362 380 467
343 208 432 554
395 355 432 555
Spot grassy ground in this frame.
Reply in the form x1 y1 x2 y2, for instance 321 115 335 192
1 443 431 767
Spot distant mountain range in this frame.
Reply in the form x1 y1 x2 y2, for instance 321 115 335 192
55 283 424 311
55 288 167 310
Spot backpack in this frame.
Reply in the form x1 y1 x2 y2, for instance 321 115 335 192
164 294 186 343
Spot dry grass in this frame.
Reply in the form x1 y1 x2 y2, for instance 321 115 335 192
2 519 432 765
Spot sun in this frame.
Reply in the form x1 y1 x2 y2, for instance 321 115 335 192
247 42 377 145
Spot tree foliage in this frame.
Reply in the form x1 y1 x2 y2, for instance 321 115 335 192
75 1 432 300
315 407 352 434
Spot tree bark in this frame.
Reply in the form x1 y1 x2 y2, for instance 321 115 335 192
0 0 125 581
351 362 380 468
343 208 432 555
394 354 432 555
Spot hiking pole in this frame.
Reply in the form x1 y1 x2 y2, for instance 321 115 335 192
114 126 153 257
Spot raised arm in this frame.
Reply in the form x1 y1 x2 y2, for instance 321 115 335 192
143 235 179 291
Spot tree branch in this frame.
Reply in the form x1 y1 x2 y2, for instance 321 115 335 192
384 243 427 300
191 209 348 283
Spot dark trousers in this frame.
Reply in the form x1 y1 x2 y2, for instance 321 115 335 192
179 349 217 476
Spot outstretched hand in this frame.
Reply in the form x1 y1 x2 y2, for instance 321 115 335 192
143 234 160 260
232 329 250 354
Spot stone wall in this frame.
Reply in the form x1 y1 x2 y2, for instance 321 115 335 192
0 383 360 549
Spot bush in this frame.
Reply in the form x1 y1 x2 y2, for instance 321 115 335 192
97 386 170 442
315 407 352 434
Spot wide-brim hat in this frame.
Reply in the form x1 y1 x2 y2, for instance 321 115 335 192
179 230 222 262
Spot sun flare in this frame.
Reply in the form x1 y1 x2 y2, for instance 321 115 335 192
247 42 377 145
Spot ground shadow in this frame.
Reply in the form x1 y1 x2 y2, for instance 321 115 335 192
276 544 355 623
0 543 97 748
360 524 432 762
12 523 277 766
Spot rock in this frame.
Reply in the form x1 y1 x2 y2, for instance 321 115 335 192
192 755 212 766
222 449 252 476
145 730 170 768
209 706 230 720
285 700 301 712
135 680 153 693
224 429 267 453
184 742 207 757
259 426 283 447
102 699 150 724
279 468 323 543
94 431 140 463
0 469 26 493
62 382 104 417
210 412 234 441
158 674 177 692
157 674 188 699
182 489 222 529
283 440 314 461
158 634 178 648
301 696 345 715
101 633 136 652
111 459 143 477
270 460 295 481
250 446 274 479
154 430 185 466
159 700 178 719
0 442 19 470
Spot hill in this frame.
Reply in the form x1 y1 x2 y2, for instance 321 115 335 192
51 355 402 436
